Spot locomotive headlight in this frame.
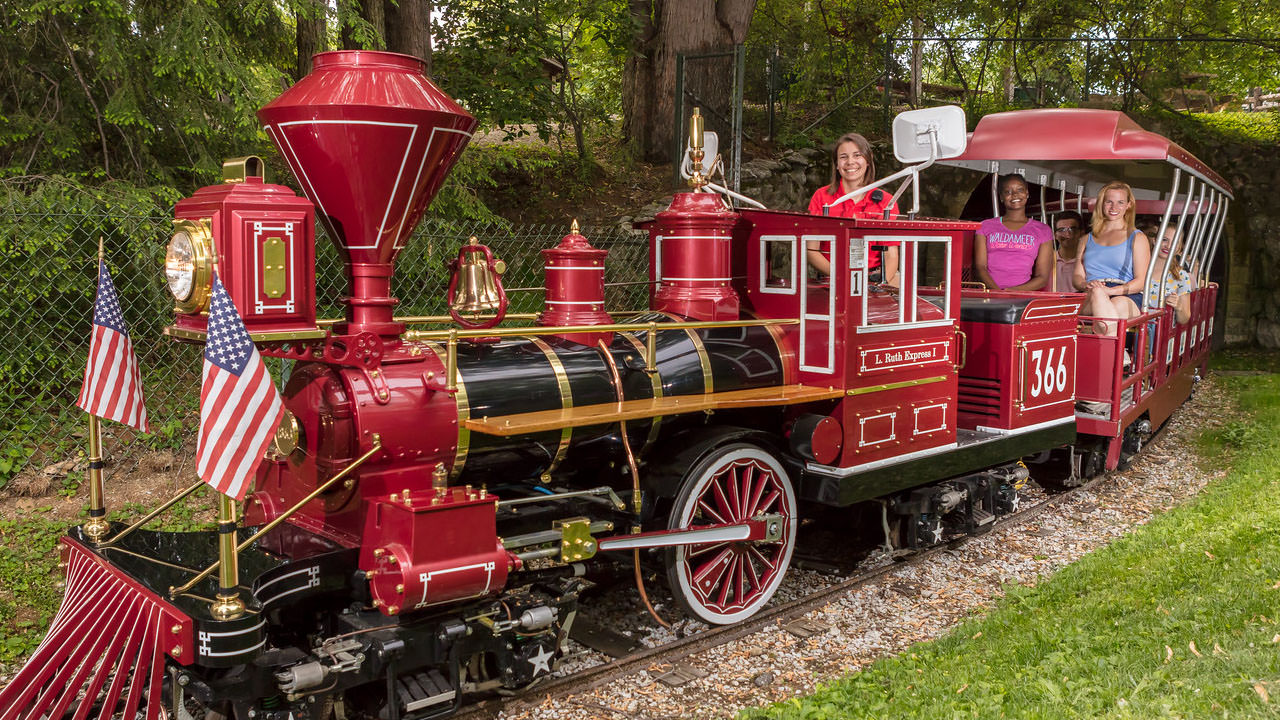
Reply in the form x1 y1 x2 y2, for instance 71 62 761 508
166 219 213 313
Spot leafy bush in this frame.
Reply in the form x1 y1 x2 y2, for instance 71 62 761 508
0 177 179 400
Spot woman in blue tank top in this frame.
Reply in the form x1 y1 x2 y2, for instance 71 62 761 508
1072 181 1150 336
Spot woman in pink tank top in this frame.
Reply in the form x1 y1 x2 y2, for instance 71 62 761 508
973 174 1054 291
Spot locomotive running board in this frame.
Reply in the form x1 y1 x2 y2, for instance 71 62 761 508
462 384 844 436
800 420 1077 507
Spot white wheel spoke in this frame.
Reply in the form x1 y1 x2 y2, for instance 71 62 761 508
686 541 729 559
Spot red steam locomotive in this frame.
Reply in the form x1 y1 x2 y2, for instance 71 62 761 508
1 51 1227 720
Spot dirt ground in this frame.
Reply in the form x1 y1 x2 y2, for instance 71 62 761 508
0 437 215 526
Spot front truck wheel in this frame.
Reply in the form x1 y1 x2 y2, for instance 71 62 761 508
664 443 798 625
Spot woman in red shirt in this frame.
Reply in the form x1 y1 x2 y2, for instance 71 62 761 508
807 132 899 284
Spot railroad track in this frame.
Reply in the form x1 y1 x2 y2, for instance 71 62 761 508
455 471 1107 719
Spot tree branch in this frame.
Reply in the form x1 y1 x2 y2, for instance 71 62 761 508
53 19 111 179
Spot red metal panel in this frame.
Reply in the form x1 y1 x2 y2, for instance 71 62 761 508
172 179 317 337
650 192 740 321
360 486 511 615
950 109 1229 192
957 321 1016 430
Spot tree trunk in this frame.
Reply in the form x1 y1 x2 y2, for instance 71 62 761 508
363 0 386 46
385 0 432 73
909 17 923 107
296 0 327 81
622 0 756 164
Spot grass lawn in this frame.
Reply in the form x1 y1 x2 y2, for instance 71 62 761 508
744 367 1280 719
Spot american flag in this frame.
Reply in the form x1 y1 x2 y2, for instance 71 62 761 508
76 260 149 432
197 274 284 500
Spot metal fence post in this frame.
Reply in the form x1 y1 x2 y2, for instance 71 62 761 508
732 43 746 196
883 38 894 137
768 45 779 141
672 53 686 189
1083 41 1091 103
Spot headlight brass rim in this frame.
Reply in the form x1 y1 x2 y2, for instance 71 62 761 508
168 219 214 314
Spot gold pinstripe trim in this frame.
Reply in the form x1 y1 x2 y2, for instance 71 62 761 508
619 331 663 453
744 308 796 385
686 329 714 394
424 341 470 481
528 336 573 474
655 311 713 394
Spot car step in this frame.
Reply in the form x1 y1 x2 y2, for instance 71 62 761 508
394 668 456 718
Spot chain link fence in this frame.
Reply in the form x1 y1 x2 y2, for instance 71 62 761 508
0 198 649 490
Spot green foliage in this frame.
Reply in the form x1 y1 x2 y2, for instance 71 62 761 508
432 0 626 157
1186 111 1280 144
744 371 1280 720
0 0 293 188
0 177 176 399
748 0 1280 143
0 514 65 661
0 487 219 661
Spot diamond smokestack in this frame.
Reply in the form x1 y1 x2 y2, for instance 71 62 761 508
258 50 477 337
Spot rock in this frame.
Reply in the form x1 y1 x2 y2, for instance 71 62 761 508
752 671 775 687
144 451 174 473
40 459 79 477
1257 318 1280 349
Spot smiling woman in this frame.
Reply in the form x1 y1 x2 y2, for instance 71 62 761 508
1074 181 1151 335
972 173 1054 291
806 133 900 284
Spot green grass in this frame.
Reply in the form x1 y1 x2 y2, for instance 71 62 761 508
1211 346 1280 374
744 369 1280 719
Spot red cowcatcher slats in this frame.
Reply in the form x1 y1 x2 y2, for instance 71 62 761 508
0 539 192 720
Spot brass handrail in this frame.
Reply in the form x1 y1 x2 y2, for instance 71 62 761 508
168 436 383 598
403 317 797 342
315 308 666 328
99 480 206 548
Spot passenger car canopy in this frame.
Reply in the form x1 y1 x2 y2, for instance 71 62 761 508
940 109 1233 204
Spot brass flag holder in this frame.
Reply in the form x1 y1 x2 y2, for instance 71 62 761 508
83 238 110 543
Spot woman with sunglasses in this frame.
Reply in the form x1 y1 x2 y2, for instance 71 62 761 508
1052 210 1085 292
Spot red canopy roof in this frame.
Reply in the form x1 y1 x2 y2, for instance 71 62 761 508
941 109 1232 201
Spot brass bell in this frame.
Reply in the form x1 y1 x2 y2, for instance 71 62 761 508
449 237 506 318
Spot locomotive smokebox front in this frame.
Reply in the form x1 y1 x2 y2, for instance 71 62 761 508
257 50 478 339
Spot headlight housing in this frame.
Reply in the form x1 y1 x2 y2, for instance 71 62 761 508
167 219 214 313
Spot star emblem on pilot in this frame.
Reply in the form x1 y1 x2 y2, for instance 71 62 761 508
528 643 554 676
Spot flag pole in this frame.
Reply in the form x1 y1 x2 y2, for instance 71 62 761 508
210 494 244 620
83 237 110 543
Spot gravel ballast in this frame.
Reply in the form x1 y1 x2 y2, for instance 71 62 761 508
495 377 1231 719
